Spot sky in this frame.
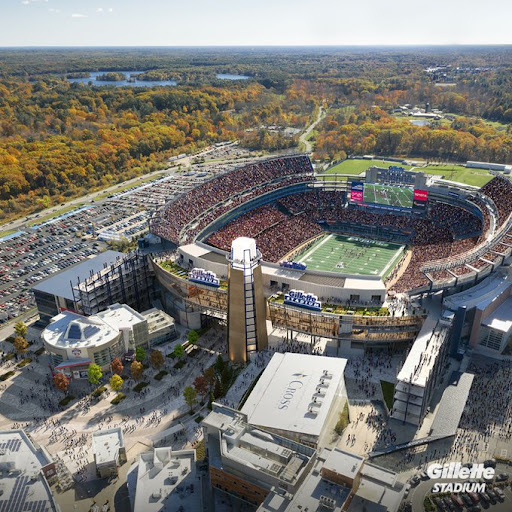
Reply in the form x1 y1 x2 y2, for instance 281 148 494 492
1 0 512 46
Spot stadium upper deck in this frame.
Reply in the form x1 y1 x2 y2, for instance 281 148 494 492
150 156 512 296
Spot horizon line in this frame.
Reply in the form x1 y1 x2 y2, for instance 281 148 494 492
1 43 512 49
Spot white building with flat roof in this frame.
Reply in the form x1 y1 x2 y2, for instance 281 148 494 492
241 352 347 447
0 430 59 512
127 447 199 512
42 303 149 375
92 427 126 478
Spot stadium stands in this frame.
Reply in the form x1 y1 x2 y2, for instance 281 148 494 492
151 156 314 244
153 156 512 294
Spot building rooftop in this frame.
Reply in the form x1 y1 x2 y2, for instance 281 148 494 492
142 308 175 333
92 428 124 466
97 303 146 331
321 447 364 480
396 316 447 388
32 250 124 301
347 463 405 512
203 404 315 491
0 430 59 512
443 269 512 312
430 372 475 437
482 297 512 333
41 310 118 351
283 452 351 512
129 448 199 512
241 353 346 438
41 303 144 351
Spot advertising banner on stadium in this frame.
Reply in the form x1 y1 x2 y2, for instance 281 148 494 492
414 189 428 201
188 268 220 287
350 181 364 202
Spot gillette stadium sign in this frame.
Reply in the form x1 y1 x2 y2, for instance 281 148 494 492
428 463 494 493
284 290 322 311
188 268 220 287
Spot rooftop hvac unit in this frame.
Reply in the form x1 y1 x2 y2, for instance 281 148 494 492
319 495 336 510
322 370 333 379
308 407 318 415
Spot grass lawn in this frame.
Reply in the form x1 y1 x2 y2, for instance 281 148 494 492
335 401 350 435
324 159 406 176
380 380 395 410
321 158 493 187
296 233 404 277
419 164 493 187
27 203 86 227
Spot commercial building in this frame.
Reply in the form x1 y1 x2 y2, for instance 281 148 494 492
127 447 200 512
227 237 268 363
32 250 124 325
202 403 316 507
258 447 405 512
41 303 149 375
0 430 59 512
444 268 512 355
92 428 126 478
240 352 347 447
142 308 178 347
466 161 512 174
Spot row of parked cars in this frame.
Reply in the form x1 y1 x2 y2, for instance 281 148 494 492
433 484 506 511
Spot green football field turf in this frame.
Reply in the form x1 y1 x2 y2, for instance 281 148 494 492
363 183 414 208
296 234 404 276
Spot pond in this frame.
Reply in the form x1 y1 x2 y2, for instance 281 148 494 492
67 70 177 87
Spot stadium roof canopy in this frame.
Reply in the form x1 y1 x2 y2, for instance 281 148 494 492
32 250 124 301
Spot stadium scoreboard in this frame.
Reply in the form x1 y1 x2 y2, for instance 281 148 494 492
350 165 428 213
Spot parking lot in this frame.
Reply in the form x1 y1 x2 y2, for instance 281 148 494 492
0 142 265 324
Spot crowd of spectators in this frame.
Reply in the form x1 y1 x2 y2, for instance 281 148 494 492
155 164 512 293
207 205 287 249
480 176 512 226
151 156 313 244
206 188 491 291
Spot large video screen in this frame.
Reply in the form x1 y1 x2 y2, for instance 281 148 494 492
363 183 414 209
413 189 428 210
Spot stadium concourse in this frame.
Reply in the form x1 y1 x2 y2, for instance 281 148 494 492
151 155 512 296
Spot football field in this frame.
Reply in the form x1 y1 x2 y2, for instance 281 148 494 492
296 234 404 277
363 183 414 208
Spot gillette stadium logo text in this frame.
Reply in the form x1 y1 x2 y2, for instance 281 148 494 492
428 463 494 493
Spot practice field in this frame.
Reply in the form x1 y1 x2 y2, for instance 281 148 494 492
296 234 405 277
323 159 412 176
363 183 414 208
321 159 493 187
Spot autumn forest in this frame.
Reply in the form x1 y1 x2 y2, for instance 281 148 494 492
0 46 511 222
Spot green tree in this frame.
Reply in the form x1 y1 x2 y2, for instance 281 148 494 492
87 363 103 385
213 378 223 399
149 350 165 369
14 321 27 339
130 360 144 381
109 374 124 394
183 386 198 412
173 344 185 358
187 330 199 345
135 346 146 363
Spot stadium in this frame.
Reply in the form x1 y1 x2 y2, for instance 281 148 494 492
147 155 512 350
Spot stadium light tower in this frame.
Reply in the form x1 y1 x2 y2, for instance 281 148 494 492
227 237 268 363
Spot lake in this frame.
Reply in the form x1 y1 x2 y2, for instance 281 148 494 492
409 119 430 126
67 71 177 87
216 73 250 80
